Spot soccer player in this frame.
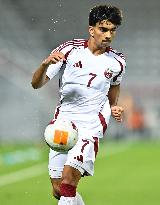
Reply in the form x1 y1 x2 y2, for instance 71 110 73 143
31 5 125 205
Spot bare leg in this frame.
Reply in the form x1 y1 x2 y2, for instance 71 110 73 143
58 165 81 205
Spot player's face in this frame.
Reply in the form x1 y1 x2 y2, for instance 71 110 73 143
89 20 117 48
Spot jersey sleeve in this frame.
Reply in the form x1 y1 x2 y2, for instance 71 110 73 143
46 40 73 79
111 58 126 85
46 61 63 79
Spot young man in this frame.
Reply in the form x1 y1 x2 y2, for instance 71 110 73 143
32 5 125 205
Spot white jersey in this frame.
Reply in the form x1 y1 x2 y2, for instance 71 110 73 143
46 39 126 138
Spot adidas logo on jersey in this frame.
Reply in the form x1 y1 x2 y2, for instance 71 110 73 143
73 61 82 68
104 68 113 79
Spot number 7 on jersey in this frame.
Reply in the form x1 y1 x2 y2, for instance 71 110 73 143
87 73 97 87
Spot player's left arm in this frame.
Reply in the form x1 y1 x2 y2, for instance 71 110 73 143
108 84 124 122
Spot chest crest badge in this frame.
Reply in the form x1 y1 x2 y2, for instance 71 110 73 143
104 68 113 79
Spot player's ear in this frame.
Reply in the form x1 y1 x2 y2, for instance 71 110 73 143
89 26 94 37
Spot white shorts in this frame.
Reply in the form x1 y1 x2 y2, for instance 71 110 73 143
48 100 111 178
48 136 99 179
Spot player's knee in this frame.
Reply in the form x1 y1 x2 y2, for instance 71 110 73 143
61 165 81 186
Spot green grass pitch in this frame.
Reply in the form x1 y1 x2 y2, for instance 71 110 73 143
0 140 160 205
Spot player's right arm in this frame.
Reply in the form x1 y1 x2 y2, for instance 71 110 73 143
31 52 65 89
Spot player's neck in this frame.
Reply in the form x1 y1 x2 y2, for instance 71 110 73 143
88 38 108 56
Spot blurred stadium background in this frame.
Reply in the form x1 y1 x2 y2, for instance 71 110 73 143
0 0 160 205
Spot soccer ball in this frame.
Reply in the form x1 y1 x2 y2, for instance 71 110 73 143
44 118 78 153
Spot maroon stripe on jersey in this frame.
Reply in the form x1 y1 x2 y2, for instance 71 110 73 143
49 119 56 125
58 78 61 88
59 43 73 52
52 44 68 53
54 106 60 119
65 49 73 60
112 57 123 82
71 121 78 131
74 39 88 48
84 40 88 48
53 41 73 53
98 112 107 134
56 42 73 52
74 41 86 44
74 39 86 43
110 49 125 59
93 137 99 157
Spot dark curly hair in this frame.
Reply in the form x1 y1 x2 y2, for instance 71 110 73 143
89 5 123 26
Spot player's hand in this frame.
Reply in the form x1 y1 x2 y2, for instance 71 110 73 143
42 52 66 66
111 106 124 122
